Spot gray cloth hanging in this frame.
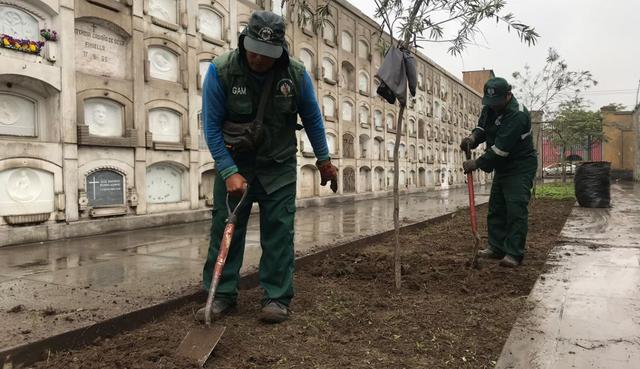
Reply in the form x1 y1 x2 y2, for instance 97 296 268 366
375 47 417 106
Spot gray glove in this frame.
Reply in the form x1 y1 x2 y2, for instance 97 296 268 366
460 136 475 152
463 159 478 174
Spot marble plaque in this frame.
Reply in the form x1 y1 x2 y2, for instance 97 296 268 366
199 8 222 40
199 61 210 88
374 111 382 127
148 46 179 82
341 101 352 121
322 58 333 79
75 21 128 79
0 93 36 136
84 98 123 137
272 0 283 16
299 49 313 72
0 168 54 216
358 40 368 60
359 106 369 124
200 169 216 200
149 109 180 143
341 32 352 52
373 140 381 160
322 23 334 42
299 166 315 198
326 134 336 154
359 72 368 92
86 170 125 207
0 5 39 40
146 164 181 203
386 114 394 129
149 0 177 24
301 131 312 153
322 96 334 118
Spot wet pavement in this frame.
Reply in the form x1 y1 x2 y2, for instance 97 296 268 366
0 186 489 351
496 182 640 369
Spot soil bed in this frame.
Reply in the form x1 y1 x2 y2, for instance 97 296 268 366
33 199 573 369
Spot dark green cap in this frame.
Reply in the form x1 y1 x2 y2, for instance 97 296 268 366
482 77 512 105
242 11 286 59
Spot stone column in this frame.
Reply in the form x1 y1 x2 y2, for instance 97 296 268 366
132 3 147 215
60 0 79 221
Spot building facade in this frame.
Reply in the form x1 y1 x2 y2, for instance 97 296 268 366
602 109 637 179
0 0 484 244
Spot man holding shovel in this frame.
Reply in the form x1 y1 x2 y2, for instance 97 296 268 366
198 11 338 323
460 77 537 267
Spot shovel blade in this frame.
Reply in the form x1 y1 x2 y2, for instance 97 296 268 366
176 325 226 367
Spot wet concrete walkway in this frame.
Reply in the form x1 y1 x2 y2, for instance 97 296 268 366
0 186 489 351
496 182 640 369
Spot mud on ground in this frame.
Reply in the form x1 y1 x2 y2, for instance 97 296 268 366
32 199 574 369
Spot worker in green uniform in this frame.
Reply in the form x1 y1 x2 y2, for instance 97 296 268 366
460 77 537 267
197 11 338 323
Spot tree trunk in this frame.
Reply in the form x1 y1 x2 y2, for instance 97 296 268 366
531 122 543 202
393 105 405 289
389 0 423 290
561 145 567 183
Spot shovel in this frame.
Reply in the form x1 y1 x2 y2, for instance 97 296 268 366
177 187 250 366
464 145 482 269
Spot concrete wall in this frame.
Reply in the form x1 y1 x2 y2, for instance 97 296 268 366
634 107 640 181
602 111 636 172
0 0 485 243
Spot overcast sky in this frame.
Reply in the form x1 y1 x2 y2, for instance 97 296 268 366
352 0 640 111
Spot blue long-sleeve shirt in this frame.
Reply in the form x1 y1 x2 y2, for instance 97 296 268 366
202 63 329 180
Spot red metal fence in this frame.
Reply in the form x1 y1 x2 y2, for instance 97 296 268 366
540 138 602 168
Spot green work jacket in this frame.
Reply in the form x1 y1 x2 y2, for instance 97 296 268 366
472 96 537 174
213 50 306 194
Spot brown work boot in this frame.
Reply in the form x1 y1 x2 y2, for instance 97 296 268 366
499 255 521 268
195 299 236 323
259 300 289 324
477 248 503 259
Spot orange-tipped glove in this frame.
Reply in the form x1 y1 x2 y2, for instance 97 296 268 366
316 159 338 193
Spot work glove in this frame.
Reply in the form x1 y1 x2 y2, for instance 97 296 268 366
316 159 338 193
460 132 480 152
463 159 478 174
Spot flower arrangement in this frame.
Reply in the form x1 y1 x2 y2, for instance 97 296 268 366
1 34 45 55
40 29 58 41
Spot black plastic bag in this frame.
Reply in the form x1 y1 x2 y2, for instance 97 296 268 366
574 161 611 208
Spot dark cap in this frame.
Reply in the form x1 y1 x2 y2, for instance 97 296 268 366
242 11 286 59
482 77 512 105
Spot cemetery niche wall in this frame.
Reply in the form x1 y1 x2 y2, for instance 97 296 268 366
0 0 486 242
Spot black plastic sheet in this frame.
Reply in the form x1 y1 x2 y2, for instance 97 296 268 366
574 161 611 208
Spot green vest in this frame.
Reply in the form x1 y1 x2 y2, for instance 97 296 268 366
213 50 306 194
475 96 537 174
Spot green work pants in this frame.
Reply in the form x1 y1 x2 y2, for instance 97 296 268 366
202 176 296 306
487 157 537 261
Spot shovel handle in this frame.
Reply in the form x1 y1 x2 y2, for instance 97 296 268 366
464 142 472 161
467 169 481 268
204 188 250 326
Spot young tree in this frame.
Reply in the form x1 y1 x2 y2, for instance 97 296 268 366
373 0 538 288
546 99 603 183
512 48 597 116
284 0 332 30
512 48 597 192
